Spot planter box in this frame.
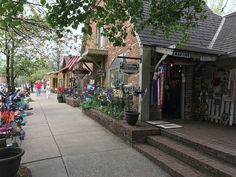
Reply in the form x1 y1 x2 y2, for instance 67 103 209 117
82 109 160 144
65 97 80 107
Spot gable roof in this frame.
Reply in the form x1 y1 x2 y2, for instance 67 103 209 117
138 1 222 50
212 12 236 55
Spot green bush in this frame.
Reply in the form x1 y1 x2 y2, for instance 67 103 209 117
80 98 124 120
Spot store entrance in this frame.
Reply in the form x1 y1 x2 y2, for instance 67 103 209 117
162 64 182 118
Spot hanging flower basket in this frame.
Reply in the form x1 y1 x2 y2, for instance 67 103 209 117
0 147 25 177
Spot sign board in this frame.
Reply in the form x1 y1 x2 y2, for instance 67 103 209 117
119 62 139 74
72 69 90 75
200 56 216 61
173 51 191 58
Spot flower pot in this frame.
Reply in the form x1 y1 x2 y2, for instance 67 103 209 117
125 111 139 126
57 96 64 103
0 138 6 148
0 147 25 177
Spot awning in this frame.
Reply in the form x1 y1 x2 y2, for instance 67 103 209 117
79 48 108 67
153 45 227 72
155 45 227 60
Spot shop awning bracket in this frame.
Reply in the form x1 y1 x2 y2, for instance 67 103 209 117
82 62 93 73
154 54 168 72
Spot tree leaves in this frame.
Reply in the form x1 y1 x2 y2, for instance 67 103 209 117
45 0 207 46
0 0 208 47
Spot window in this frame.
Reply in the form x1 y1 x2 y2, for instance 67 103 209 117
110 54 127 88
97 27 104 48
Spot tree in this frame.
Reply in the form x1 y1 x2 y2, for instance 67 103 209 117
46 0 207 46
0 1 207 47
0 57 6 75
14 55 48 91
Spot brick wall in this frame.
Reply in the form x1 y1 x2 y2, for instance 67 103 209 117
85 22 141 86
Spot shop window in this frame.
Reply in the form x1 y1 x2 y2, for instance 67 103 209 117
97 27 104 48
110 54 127 88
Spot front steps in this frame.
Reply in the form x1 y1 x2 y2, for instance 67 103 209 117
134 130 236 177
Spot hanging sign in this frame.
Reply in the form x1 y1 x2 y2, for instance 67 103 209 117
173 51 191 58
72 69 90 75
119 62 139 74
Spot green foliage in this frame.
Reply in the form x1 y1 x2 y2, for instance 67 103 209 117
14 55 49 82
0 1 207 47
80 93 125 120
80 100 97 110
0 1 49 35
30 69 48 82
46 0 207 46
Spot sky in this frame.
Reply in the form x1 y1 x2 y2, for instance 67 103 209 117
207 0 236 15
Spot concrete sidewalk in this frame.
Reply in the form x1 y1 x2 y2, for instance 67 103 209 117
21 93 170 177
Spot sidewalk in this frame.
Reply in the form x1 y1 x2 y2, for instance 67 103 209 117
21 93 170 177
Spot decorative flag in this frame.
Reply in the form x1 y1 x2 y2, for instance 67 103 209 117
67 56 80 70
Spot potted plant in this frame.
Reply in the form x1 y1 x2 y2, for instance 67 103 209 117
121 84 140 126
0 147 25 177
57 87 64 103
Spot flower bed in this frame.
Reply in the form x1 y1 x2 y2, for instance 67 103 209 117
82 108 160 144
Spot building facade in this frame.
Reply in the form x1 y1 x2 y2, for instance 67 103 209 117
80 2 236 126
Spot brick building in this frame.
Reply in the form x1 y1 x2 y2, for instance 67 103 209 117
79 2 236 125
0 74 6 83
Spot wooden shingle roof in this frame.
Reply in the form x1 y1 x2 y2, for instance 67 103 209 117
138 1 222 50
213 12 236 56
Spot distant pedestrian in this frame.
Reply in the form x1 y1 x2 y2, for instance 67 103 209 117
46 81 51 99
35 81 42 96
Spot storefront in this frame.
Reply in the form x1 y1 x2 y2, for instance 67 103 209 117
140 45 233 124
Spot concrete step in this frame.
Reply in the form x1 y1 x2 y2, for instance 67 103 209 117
134 144 209 177
161 130 236 166
148 136 236 177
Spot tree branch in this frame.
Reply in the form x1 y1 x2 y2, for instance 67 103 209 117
221 0 229 13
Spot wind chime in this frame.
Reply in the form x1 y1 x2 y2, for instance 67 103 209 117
151 65 165 111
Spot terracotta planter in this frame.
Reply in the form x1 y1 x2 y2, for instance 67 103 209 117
125 111 140 126
0 147 25 177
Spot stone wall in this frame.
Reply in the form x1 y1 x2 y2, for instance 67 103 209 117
65 97 80 107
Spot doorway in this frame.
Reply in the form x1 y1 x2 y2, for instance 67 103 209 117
162 64 182 118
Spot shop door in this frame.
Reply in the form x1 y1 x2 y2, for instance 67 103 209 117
163 64 182 118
